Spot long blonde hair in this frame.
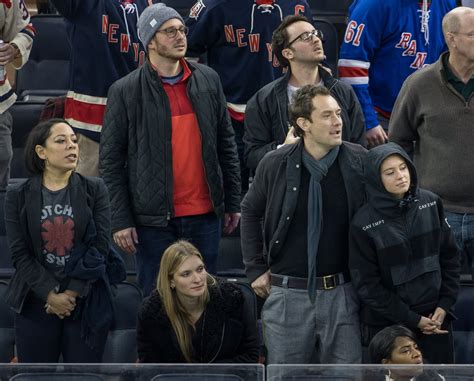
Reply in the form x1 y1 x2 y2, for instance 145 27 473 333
157 240 216 362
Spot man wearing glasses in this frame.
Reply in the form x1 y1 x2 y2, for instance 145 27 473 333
390 7 474 282
244 15 365 172
100 3 241 296
186 0 312 192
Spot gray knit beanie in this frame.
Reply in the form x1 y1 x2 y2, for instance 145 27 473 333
138 3 184 51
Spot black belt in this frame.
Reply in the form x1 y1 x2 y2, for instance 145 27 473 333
270 272 350 291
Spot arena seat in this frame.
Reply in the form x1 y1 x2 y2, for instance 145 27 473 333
307 0 353 17
0 190 14 278
0 281 15 363
216 234 246 279
15 15 71 102
453 283 474 364
9 101 44 179
102 282 143 363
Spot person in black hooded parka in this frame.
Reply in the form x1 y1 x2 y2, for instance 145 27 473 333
349 142 460 364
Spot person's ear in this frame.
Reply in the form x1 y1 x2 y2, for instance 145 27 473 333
296 117 309 132
35 145 46 160
282 47 294 62
381 358 390 365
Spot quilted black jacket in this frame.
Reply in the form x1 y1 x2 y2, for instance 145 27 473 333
100 60 241 232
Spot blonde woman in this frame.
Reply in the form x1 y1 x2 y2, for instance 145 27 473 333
136 240 259 363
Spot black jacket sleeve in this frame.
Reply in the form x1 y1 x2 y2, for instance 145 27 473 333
4 187 58 301
349 222 421 329
241 156 271 283
100 81 135 232
436 199 461 313
213 72 241 213
243 91 280 171
216 285 260 363
345 85 366 145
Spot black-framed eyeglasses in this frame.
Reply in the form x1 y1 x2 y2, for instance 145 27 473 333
286 29 324 48
156 25 189 39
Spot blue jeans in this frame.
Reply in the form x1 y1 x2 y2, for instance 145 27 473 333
135 213 221 296
445 211 474 276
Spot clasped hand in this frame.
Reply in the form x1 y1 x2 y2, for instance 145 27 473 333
417 307 448 335
45 290 78 319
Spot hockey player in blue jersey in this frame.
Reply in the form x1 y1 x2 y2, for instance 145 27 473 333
337 0 457 148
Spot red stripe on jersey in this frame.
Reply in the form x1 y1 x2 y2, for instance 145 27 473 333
227 107 245 123
338 66 369 78
64 97 106 127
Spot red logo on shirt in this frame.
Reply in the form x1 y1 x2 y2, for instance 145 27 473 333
41 217 74 257
0 0 12 8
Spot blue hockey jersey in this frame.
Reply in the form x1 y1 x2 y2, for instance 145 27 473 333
186 0 312 114
337 0 456 129
50 0 157 141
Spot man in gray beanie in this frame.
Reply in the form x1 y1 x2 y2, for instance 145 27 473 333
100 3 241 296
138 3 184 51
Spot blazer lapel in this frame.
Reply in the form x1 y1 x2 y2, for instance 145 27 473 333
25 176 43 257
69 173 90 243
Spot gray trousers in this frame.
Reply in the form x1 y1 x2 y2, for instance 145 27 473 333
0 112 13 191
262 282 362 364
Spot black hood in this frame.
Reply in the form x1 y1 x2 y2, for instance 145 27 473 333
364 142 419 216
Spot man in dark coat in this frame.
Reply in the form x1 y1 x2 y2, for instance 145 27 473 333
241 85 366 364
244 14 365 172
100 4 241 296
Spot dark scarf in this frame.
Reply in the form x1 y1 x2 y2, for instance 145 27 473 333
64 218 119 351
302 146 339 303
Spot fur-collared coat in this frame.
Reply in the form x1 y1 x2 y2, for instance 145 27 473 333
136 282 259 363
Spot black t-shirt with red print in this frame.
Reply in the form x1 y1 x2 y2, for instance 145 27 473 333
40 185 75 286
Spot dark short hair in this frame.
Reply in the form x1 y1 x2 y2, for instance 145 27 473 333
288 85 332 137
24 118 72 175
272 14 311 68
368 325 418 364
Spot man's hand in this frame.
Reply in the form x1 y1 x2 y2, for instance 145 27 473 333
420 307 448 335
64 289 79 298
417 314 448 335
283 126 300 146
251 270 270 299
431 307 447 326
365 125 387 148
223 213 241 235
113 227 138 254
0 43 18 66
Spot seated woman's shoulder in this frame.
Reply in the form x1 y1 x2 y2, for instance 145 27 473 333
138 290 168 324
210 281 243 313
